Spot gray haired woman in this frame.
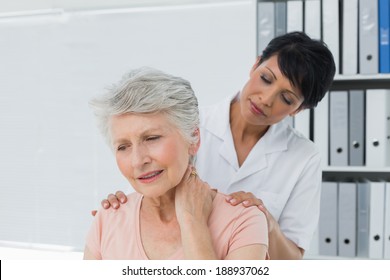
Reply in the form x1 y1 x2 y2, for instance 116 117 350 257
84 67 268 260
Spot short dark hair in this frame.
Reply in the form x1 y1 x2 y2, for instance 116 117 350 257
259 31 336 109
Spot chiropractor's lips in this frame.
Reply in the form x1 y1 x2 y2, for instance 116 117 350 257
249 99 267 116
137 170 164 183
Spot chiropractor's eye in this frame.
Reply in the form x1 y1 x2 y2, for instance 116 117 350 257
260 75 271 84
281 93 293 105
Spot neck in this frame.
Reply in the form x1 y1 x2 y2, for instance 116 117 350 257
141 188 177 223
230 99 269 142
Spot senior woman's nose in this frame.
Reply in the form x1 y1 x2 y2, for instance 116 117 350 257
130 145 151 167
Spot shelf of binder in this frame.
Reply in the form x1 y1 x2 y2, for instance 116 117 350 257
332 74 390 90
323 166 390 173
322 168 390 182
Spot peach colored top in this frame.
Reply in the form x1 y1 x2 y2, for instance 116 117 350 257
86 192 268 259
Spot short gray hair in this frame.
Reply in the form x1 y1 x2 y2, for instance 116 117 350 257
90 67 199 148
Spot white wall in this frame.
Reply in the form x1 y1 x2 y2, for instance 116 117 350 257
0 0 243 13
0 0 256 257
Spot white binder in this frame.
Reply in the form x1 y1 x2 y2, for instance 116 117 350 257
329 91 349 166
338 181 357 257
365 89 390 167
275 1 287 36
348 90 365 166
367 180 386 259
287 0 303 32
319 181 338 256
257 1 275 55
359 0 379 74
356 179 370 258
384 182 390 259
322 0 340 73
314 92 329 167
304 0 321 39
342 0 358 75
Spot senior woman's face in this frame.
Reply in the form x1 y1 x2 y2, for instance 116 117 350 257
110 112 192 198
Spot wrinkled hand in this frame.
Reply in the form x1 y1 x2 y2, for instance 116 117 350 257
91 190 128 216
175 166 216 228
103 191 127 209
226 191 276 233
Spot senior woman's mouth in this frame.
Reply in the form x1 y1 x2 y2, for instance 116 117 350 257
137 170 164 183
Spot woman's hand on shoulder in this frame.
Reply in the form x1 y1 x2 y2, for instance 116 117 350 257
226 191 276 233
226 191 259 207
91 190 128 216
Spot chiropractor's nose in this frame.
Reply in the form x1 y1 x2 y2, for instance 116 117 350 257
259 87 277 107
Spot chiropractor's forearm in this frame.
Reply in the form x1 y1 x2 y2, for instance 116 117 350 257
268 225 304 260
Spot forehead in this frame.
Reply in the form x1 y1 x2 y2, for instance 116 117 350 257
110 113 176 137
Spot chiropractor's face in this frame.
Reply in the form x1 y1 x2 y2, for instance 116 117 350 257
111 113 194 198
238 55 304 126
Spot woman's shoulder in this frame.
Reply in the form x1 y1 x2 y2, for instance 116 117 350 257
280 122 320 154
199 95 233 125
210 192 267 240
126 192 142 203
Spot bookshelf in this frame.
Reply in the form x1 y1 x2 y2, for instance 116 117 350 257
255 0 390 260
332 74 390 90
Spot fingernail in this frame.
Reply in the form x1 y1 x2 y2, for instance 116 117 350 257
120 198 125 203
103 202 109 208
230 198 237 204
243 200 249 205
226 195 232 201
113 203 118 208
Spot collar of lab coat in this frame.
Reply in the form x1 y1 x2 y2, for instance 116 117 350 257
201 92 290 179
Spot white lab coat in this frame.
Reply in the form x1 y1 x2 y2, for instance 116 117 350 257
196 94 322 251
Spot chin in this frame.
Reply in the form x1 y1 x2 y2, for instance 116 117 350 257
140 186 176 198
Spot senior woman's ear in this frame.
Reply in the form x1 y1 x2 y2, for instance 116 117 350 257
189 128 201 156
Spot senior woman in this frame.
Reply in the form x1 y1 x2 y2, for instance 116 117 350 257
84 67 268 260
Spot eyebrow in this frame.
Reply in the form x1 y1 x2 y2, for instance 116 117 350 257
113 128 162 145
265 66 277 80
265 66 301 100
